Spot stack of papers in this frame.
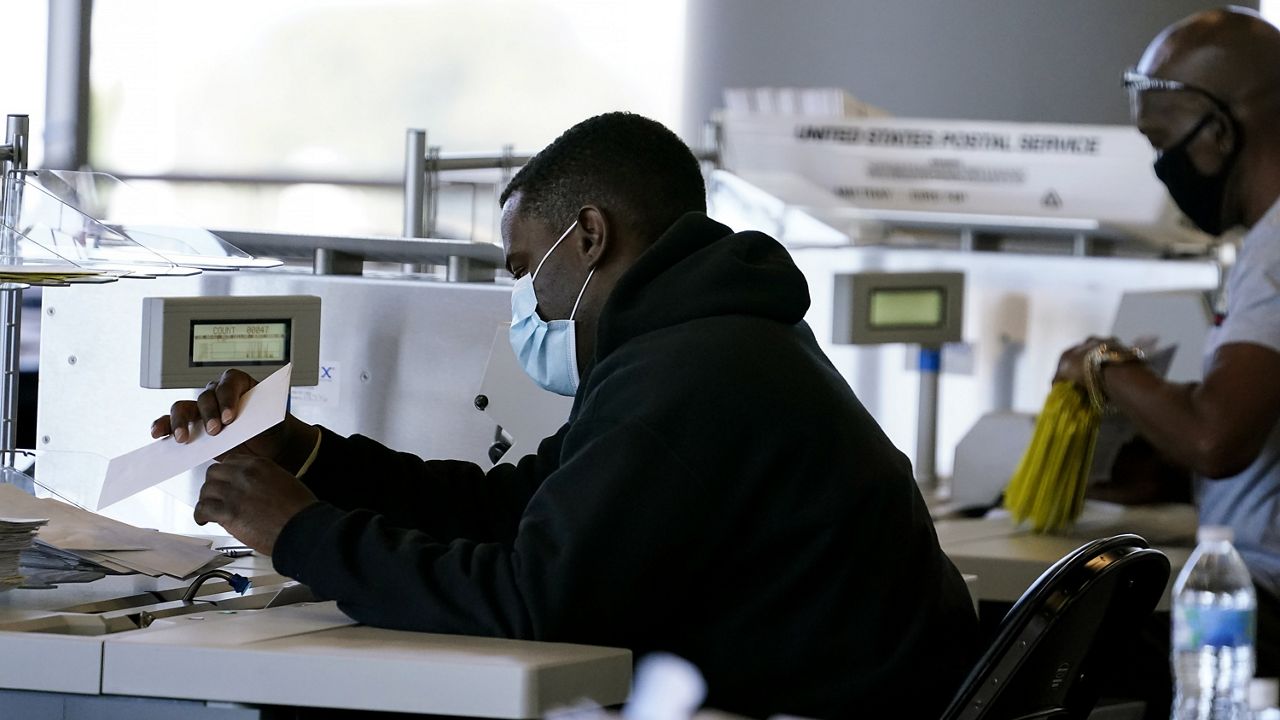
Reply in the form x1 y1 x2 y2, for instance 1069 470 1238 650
0 364 293 587
0 483 228 580
20 541 108 587
0 517 48 590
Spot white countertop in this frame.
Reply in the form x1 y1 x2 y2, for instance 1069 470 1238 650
0 548 632 717
935 501 1198 611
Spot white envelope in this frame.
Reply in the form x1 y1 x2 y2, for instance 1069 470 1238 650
97 364 293 510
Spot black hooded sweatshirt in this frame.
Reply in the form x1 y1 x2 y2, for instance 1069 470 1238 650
273 212 979 718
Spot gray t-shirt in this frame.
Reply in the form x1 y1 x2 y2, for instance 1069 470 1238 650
1199 197 1280 598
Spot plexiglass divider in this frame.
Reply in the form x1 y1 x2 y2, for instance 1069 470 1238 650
0 165 279 494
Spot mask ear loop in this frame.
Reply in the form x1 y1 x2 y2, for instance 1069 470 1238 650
1160 112 1216 158
531 220 578 281
569 268 595 321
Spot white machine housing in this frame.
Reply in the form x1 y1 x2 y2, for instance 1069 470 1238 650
38 274 532 533
716 113 1210 254
707 111 1223 485
139 295 321 388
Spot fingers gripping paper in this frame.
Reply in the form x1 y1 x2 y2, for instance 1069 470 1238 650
97 364 293 510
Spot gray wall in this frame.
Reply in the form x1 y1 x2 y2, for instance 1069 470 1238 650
683 0 1256 137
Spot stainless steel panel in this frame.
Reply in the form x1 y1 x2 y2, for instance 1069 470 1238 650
36 271 512 533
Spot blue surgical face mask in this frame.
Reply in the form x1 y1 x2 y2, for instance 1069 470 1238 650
508 220 595 396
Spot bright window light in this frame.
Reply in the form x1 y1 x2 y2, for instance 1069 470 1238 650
8 1 47 168
89 0 687 236
1264 0 1280 27
90 0 688 177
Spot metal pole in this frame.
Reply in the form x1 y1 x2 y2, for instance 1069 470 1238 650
915 345 942 491
498 143 516 190
425 145 441 238
0 116 30 465
425 146 478 282
0 289 21 462
401 130 428 275
1 116 29 244
312 247 363 276
403 129 426 239
700 120 722 169
3 115 28 176
43 0 93 171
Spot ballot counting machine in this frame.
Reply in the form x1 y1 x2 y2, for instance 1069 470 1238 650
17 123 577 532
0 118 618 719
707 112 1226 487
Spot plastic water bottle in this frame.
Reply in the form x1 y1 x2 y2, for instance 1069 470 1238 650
1172 526 1256 719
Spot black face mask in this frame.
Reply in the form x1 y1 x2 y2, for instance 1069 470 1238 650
1153 112 1243 236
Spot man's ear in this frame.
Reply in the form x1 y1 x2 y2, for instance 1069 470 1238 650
1210 110 1238 154
575 205 610 270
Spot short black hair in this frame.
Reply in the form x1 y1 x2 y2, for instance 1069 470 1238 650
500 112 707 241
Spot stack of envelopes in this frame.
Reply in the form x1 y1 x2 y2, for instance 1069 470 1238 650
0 516 48 590
0 483 228 582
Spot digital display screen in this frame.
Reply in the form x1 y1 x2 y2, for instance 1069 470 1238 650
190 320 291 366
868 288 945 328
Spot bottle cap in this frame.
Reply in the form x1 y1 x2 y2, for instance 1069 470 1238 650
1198 525 1235 544
625 653 706 720
1251 677 1279 711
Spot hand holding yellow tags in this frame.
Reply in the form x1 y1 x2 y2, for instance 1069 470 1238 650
1004 382 1101 533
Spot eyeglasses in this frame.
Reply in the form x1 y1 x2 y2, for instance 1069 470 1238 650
1122 68 1232 115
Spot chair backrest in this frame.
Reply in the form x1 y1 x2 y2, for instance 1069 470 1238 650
939 533 1171 720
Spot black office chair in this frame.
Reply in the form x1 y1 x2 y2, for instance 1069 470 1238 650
940 533 1171 720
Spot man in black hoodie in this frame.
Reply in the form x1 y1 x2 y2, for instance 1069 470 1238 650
153 112 978 718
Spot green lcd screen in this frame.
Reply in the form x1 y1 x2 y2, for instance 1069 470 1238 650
868 288 945 328
190 320 291 366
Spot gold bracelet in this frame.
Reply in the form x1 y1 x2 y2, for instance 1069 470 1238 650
1081 342 1145 414
1082 348 1109 414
